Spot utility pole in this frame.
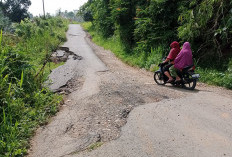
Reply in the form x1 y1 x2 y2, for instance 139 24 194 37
42 0 46 19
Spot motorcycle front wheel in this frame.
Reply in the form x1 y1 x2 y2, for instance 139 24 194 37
154 72 166 85
183 79 197 90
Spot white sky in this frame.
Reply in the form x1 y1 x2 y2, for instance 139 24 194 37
29 0 88 16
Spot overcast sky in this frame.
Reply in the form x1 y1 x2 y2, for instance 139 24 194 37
29 0 88 16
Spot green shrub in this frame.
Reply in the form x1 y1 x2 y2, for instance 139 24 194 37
198 68 232 89
82 22 163 70
134 0 180 52
82 21 232 89
227 59 232 73
79 0 232 89
144 47 164 69
0 17 68 156
178 0 232 69
0 9 11 31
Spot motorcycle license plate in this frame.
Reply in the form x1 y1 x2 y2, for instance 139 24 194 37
192 74 200 78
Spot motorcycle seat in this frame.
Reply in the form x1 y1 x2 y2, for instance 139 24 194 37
182 65 194 72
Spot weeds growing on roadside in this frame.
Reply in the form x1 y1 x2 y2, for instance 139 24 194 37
0 17 68 156
82 22 163 69
82 22 232 89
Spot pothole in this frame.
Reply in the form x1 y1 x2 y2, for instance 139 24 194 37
55 77 85 95
50 47 83 63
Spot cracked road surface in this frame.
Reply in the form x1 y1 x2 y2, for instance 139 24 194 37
29 24 232 157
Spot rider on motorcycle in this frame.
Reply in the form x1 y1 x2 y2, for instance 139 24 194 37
162 41 181 83
173 42 193 82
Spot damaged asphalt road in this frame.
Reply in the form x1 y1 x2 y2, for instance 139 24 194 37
29 24 232 157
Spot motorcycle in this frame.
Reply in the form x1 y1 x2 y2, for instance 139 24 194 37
154 62 200 90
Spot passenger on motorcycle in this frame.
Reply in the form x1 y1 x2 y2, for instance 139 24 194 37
173 42 193 82
162 41 181 83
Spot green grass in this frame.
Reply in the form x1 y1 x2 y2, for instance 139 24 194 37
82 22 232 89
197 68 232 89
82 22 162 69
87 142 104 151
0 17 69 156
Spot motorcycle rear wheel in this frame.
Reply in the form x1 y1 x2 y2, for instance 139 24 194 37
154 72 166 85
183 79 197 90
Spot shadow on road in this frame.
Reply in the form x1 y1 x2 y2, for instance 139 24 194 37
157 84 200 93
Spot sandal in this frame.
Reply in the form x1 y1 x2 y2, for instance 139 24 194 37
167 79 174 83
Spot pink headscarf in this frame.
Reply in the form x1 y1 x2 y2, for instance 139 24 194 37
174 42 193 70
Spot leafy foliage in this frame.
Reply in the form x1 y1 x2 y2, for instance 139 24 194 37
178 0 232 69
82 22 163 71
0 9 11 31
111 0 137 46
80 0 232 88
56 9 82 22
77 0 94 22
134 0 181 52
0 0 31 22
93 0 115 38
0 17 68 156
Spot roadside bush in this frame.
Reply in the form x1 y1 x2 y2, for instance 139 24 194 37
111 0 136 47
82 22 163 70
15 17 68 41
227 59 232 73
93 0 114 38
198 68 232 89
0 16 68 156
0 9 11 31
79 0 232 89
178 0 232 69
144 47 164 70
134 0 180 52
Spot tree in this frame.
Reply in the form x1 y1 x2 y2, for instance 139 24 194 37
111 0 137 47
0 0 31 22
178 0 232 68
134 0 181 52
56 9 80 22
93 0 114 38
0 8 10 30
77 0 94 22
78 0 232 69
